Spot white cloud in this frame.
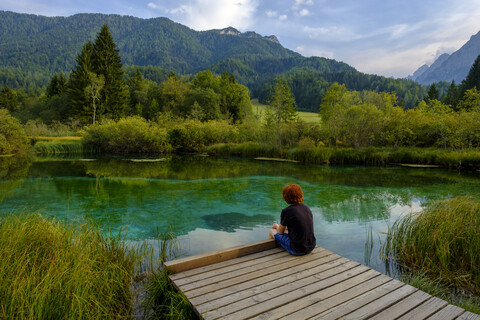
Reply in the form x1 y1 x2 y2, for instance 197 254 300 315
298 9 310 16
279 14 288 21
265 10 277 17
166 0 258 31
147 2 159 9
293 0 314 9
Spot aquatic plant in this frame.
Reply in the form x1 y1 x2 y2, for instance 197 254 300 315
383 196 480 294
0 213 140 319
142 231 197 320
32 138 83 154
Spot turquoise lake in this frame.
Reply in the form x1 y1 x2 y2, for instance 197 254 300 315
1 154 480 275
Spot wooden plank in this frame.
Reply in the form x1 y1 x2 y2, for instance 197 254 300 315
340 284 418 319
166 242 478 320
197 259 361 318
251 270 385 320
396 296 449 320
178 249 324 293
310 280 406 320
194 256 352 313
170 247 284 281
164 239 279 273
189 252 342 306
173 250 291 287
204 264 371 320
181 249 335 298
275 274 393 320
457 311 480 320
368 291 433 320
426 304 466 320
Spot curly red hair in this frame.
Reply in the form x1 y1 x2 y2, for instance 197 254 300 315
282 184 303 205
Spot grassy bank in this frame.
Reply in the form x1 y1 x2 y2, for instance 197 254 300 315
207 142 480 169
383 196 480 297
251 99 321 124
0 213 140 319
0 213 196 319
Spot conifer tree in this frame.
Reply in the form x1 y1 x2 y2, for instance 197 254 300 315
461 54 480 93
426 83 439 101
92 24 128 119
442 80 459 107
68 41 94 119
47 73 67 97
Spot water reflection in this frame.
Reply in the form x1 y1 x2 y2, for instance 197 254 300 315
201 212 274 232
1 154 480 275
0 156 31 203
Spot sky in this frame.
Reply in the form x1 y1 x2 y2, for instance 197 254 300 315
2 0 480 78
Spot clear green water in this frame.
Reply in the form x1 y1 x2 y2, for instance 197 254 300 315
1 154 480 275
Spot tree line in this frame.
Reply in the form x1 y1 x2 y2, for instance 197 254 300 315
0 24 253 126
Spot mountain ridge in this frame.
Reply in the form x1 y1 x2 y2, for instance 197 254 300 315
0 11 427 110
409 31 480 85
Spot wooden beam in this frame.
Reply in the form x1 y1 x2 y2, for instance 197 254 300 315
164 239 279 273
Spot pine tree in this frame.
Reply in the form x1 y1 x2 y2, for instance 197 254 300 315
46 73 68 97
461 54 480 93
426 83 439 101
92 24 128 119
442 80 459 107
68 41 94 119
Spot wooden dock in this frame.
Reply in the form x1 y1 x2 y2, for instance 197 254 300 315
165 239 480 320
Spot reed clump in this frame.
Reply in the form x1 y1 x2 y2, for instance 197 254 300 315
142 232 197 320
32 138 84 154
383 196 480 294
0 213 140 319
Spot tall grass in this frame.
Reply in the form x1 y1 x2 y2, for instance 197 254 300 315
142 232 197 320
400 272 480 315
32 138 84 154
382 197 480 294
0 213 141 319
207 143 480 169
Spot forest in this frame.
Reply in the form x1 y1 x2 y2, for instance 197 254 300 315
0 11 444 111
1 22 480 170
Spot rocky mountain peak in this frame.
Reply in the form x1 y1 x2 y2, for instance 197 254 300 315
218 27 280 44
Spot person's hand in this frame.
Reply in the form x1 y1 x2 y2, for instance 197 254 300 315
272 223 279 229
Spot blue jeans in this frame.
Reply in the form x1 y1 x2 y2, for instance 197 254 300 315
274 233 307 256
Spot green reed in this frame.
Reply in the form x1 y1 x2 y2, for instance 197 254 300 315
383 196 480 294
141 231 197 320
0 213 141 319
32 139 84 154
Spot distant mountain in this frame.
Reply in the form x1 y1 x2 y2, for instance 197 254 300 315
0 11 427 110
410 31 480 85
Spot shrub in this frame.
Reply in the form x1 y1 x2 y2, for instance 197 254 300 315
82 116 171 153
167 120 238 152
0 109 29 155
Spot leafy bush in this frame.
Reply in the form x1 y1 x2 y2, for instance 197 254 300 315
0 109 29 154
167 120 238 152
24 119 79 137
82 116 171 153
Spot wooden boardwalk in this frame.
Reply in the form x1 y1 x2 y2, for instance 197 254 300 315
165 239 480 320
